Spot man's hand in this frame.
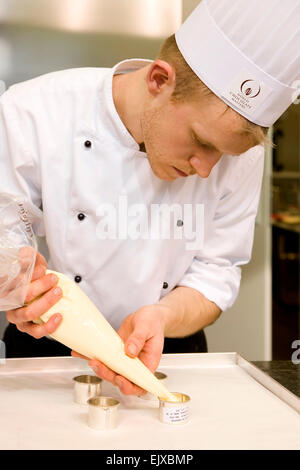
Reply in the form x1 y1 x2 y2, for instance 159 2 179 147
5 249 63 339
72 304 171 396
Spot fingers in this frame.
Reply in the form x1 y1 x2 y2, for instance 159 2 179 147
17 248 47 279
0 249 47 302
18 246 36 268
16 314 62 339
4 249 58 341
70 308 164 397
31 263 47 281
6 280 62 325
0 248 47 299
18 247 47 268
71 350 89 360
114 375 146 396
31 251 48 281
122 325 163 372
73 352 145 394
123 326 148 359
138 336 164 373
88 359 146 396
17 246 37 275
35 251 48 269
89 360 118 384
24 272 58 304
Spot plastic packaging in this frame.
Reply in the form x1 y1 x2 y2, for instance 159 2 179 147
0 193 37 310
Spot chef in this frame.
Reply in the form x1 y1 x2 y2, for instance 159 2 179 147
0 0 299 396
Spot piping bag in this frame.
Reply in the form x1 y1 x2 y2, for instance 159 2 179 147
0 193 177 401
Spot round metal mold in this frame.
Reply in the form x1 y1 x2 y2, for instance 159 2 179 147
159 392 191 425
73 374 102 405
87 396 120 430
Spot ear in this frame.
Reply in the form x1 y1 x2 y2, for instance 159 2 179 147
145 60 176 97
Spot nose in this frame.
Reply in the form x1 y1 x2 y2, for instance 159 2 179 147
189 152 222 178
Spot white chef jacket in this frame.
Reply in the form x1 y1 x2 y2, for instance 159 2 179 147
0 59 264 331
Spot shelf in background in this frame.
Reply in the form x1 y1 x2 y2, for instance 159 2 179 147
272 172 300 178
271 220 300 234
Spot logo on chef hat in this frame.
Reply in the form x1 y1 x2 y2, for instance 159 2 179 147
222 70 272 116
240 79 261 99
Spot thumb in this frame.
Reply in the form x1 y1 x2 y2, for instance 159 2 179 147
125 327 148 358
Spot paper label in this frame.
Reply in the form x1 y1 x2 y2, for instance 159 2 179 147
162 406 189 423
221 69 273 116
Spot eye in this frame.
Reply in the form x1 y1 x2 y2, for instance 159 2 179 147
193 135 212 151
199 142 211 150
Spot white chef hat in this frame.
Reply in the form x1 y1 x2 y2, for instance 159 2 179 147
175 0 300 127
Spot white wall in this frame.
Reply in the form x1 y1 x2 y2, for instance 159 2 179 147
205 140 273 361
182 0 201 20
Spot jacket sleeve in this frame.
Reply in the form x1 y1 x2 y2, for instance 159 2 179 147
0 90 44 236
177 145 265 311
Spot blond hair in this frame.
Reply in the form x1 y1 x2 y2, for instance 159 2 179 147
157 34 272 147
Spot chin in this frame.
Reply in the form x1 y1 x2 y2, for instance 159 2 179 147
158 175 176 181
151 168 175 181
147 158 175 181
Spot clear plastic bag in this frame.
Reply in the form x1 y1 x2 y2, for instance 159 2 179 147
0 193 37 310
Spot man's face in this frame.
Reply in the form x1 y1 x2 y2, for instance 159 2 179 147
140 93 257 181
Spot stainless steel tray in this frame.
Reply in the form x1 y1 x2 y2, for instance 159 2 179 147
0 353 299 450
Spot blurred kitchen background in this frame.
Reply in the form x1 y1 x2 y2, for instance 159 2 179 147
0 0 299 361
